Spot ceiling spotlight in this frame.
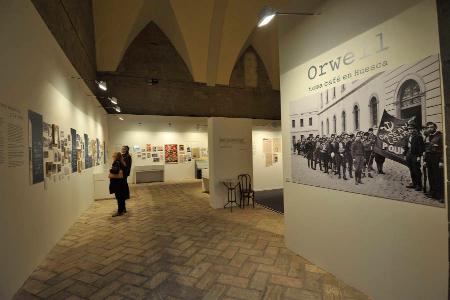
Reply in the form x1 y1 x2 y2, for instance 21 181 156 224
96 80 107 91
108 97 118 105
257 6 320 27
258 6 276 27
118 117 124 121
114 106 121 113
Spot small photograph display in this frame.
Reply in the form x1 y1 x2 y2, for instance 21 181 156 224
290 54 445 208
165 144 178 163
192 147 200 159
200 147 208 158
146 144 152 152
273 153 279 163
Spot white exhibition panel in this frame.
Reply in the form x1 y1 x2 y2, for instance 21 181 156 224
279 1 447 300
252 123 283 191
107 114 208 182
0 1 108 299
208 117 253 209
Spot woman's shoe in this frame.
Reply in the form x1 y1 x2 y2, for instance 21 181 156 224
112 212 123 217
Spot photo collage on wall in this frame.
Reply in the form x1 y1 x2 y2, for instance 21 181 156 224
290 54 445 208
131 143 208 164
28 110 106 186
262 137 282 167
134 144 165 163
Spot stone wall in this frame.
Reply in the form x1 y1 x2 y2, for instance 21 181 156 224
98 22 280 119
31 0 97 92
96 73 280 119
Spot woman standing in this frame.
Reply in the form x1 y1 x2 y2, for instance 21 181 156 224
109 152 127 217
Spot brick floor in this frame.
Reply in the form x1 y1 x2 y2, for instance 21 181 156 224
13 181 369 300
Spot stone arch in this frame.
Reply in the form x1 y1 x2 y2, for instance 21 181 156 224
229 46 273 89
117 22 193 82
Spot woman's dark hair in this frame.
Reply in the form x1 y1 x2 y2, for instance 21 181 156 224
123 145 130 154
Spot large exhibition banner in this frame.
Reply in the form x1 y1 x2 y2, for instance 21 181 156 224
289 54 445 207
28 110 44 184
374 111 416 166
286 0 445 208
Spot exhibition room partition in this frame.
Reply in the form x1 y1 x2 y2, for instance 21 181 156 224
280 0 448 299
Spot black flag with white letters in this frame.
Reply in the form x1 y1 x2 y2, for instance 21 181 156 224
374 110 417 166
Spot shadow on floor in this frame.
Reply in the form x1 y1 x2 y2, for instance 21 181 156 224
255 189 284 214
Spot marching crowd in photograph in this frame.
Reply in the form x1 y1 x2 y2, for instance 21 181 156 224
294 121 444 202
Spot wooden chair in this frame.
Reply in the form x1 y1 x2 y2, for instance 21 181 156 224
237 174 255 208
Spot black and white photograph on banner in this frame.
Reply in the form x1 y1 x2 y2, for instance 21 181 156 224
290 54 445 207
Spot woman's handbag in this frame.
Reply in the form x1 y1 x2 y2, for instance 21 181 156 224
109 169 124 179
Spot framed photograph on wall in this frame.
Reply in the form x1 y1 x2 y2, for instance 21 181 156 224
165 144 178 163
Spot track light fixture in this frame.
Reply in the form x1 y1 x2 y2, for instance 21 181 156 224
257 5 320 27
108 97 118 105
118 116 124 121
147 78 159 86
114 106 121 113
95 80 107 91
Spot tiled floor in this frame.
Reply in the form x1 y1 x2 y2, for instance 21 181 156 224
14 181 369 300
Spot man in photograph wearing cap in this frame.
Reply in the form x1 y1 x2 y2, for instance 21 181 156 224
321 136 331 174
351 132 365 185
313 135 321 170
345 133 354 179
367 128 377 171
306 136 314 169
362 132 373 178
335 135 347 180
423 121 444 201
404 123 425 191
329 134 337 174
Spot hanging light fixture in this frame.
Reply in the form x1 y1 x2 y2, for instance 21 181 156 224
257 5 320 28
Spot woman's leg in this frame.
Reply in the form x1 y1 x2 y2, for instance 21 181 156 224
113 193 124 217
118 197 125 214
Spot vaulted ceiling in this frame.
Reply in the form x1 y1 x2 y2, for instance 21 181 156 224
92 0 320 90
31 0 324 118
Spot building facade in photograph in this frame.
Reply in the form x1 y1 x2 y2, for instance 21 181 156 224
289 94 319 150
313 54 442 136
